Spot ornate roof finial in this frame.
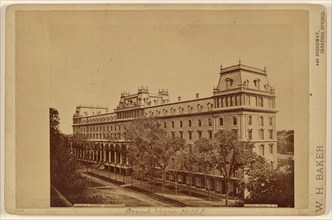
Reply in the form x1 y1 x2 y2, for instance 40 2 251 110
239 58 241 64
220 64 223 71
264 66 267 72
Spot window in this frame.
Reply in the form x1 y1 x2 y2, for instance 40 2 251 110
172 121 175 128
219 117 224 126
171 131 175 138
254 79 260 89
260 145 265 156
208 131 213 139
246 95 251 106
248 116 252 125
257 97 263 107
259 129 264 140
269 117 273 126
236 95 241 105
207 103 213 111
208 118 213 126
225 78 233 89
188 106 192 113
188 131 192 140
180 121 183 128
198 131 202 138
198 119 202 127
164 122 167 128
233 116 238 125
179 131 183 139
259 116 264 126
269 129 273 139
248 129 252 140
231 96 235 106
269 144 273 154
188 120 192 127
216 98 220 108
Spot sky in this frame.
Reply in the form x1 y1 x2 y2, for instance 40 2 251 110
41 10 308 134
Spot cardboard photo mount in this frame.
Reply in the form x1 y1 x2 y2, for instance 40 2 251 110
2 3 329 216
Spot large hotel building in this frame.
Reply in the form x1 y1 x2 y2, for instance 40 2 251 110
72 63 278 196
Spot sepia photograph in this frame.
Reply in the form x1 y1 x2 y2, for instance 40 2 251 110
48 8 296 208
3 3 328 217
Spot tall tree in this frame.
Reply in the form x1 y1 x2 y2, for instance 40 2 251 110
212 129 255 206
50 108 86 195
124 117 167 187
156 136 185 194
193 138 214 200
173 144 195 205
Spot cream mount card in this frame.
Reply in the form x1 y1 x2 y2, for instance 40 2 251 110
3 3 329 216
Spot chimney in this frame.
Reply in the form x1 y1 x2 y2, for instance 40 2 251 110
196 93 199 99
178 96 181 101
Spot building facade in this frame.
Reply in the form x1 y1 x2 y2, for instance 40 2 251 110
72 63 278 196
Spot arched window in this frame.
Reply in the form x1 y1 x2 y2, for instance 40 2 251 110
254 79 261 89
198 119 202 127
188 120 192 127
188 105 192 113
180 121 183 128
172 121 175 128
225 78 233 89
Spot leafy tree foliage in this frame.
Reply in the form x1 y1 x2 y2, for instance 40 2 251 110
173 144 196 205
192 138 214 200
277 130 294 154
50 108 87 197
212 129 256 206
245 157 294 207
124 117 184 191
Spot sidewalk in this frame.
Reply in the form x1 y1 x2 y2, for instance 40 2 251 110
79 163 239 207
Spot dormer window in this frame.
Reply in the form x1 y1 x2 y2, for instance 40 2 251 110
254 79 261 89
225 78 233 89
243 79 249 87
188 105 193 113
207 103 213 111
